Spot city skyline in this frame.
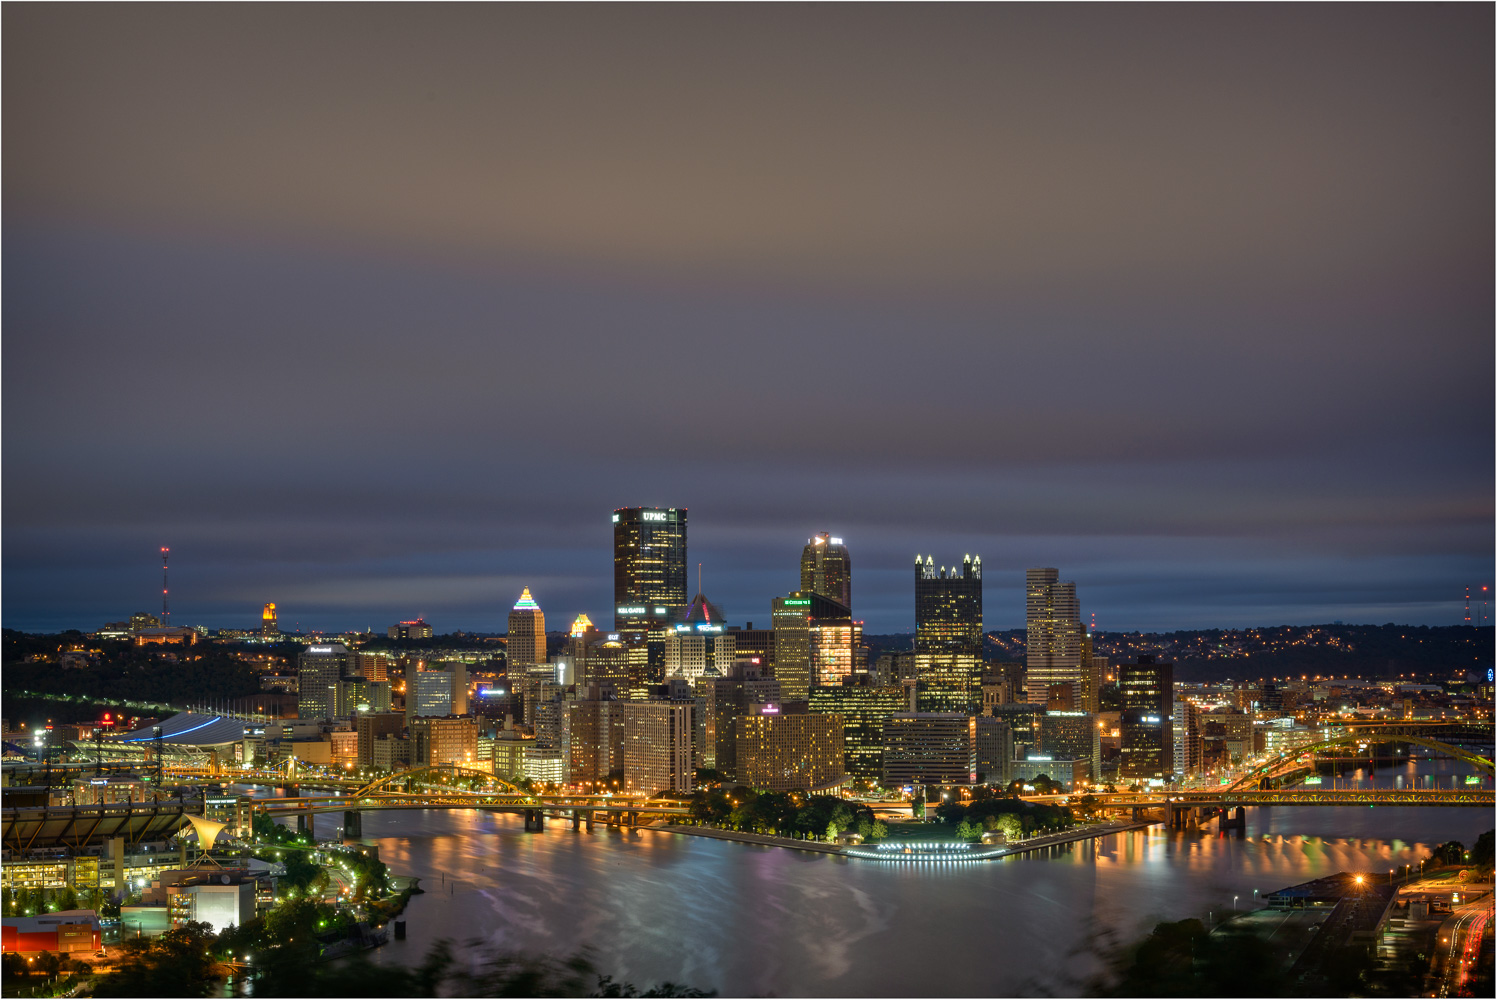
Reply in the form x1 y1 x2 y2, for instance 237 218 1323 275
5 5 1491 636
5 512 1495 637
1 8 1492 1000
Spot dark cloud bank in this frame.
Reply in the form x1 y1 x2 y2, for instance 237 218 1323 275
3 5 1491 633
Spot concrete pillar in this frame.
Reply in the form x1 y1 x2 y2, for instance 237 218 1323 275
524 809 545 832
109 836 126 893
344 810 362 838
571 810 581 831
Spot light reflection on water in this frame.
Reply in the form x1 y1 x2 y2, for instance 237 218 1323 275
299 760 1491 997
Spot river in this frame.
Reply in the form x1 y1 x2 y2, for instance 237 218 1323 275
273 756 1490 996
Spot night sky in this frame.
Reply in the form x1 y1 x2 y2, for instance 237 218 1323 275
4 6 1491 635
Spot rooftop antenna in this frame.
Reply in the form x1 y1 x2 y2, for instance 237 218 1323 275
698 563 702 596
161 547 170 627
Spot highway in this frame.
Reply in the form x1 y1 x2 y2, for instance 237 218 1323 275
1435 897 1492 997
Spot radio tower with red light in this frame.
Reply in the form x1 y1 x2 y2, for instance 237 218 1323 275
161 547 170 627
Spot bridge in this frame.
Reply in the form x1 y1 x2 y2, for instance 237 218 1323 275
1027 788 1493 808
1226 731 1493 792
1 764 691 848
244 764 691 836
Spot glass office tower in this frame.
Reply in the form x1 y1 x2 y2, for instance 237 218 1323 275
612 507 688 631
914 554 983 713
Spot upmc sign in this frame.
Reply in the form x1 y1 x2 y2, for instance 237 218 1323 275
641 511 668 521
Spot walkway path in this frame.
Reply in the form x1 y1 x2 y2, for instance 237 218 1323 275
998 820 1156 856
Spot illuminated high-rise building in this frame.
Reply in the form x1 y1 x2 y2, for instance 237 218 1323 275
771 596 812 702
1119 655 1174 782
724 624 773 672
1173 695 1202 779
914 555 982 714
800 533 851 609
808 677 907 780
612 507 687 630
1025 569 1083 705
297 643 349 720
407 669 455 720
1039 711 1101 782
261 603 278 637
619 701 693 795
810 618 861 688
882 713 975 787
507 588 546 667
698 660 781 779
772 591 850 703
736 712 845 793
661 590 734 681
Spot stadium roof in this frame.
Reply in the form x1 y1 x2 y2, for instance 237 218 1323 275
111 712 253 748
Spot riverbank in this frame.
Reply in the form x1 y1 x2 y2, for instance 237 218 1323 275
651 825 846 854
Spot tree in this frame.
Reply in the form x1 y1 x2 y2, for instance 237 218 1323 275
954 819 977 840
93 921 226 998
1432 840 1466 865
1470 829 1493 868
933 799 966 825
688 789 733 827
1 952 29 984
994 814 1023 840
871 819 888 840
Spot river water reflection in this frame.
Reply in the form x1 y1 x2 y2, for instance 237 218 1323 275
300 759 1490 996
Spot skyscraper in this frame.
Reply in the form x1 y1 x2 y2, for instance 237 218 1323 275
261 603 278 636
800 533 851 609
1025 569 1083 706
772 590 849 703
1173 694 1202 779
808 677 907 780
507 588 546 667
620 701 693 795
1119 655 1174 783
407 669 455 720
612 507 687 631
736 713 845 792
914 555 983 713
297 644 349 720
